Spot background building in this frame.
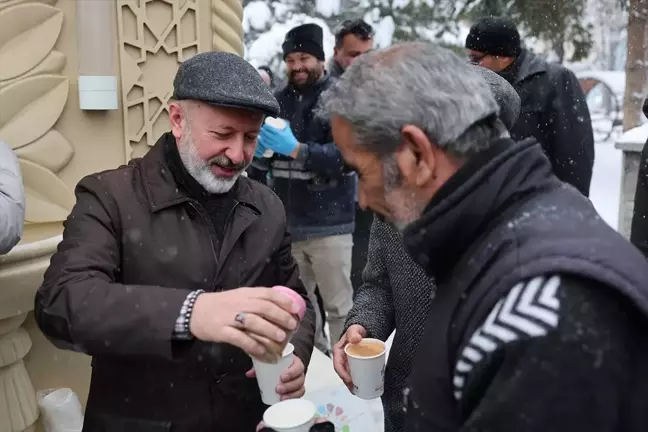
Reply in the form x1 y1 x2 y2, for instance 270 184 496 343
0 1 245 430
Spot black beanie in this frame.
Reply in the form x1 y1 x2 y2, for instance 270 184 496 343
282 23 325 61
465 17 521 57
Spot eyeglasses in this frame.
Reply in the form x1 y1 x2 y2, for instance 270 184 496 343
468 53 488 65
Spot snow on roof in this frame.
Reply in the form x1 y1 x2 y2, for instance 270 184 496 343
576 70 625 97
617 123 648 146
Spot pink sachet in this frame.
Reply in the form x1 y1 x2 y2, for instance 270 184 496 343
272 285 307 321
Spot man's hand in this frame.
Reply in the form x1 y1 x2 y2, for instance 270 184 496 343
258 123 299 157
332 324 366 391
189 288 300 359
246 356 306 400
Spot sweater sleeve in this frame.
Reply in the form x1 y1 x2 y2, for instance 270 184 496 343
455 275 635 432
0 141 25 254
343 216 395 341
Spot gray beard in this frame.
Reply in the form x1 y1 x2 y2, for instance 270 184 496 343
177 132 243 194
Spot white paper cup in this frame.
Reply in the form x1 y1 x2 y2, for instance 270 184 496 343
263 399 315 432
253 343 294 405
344 338 386 400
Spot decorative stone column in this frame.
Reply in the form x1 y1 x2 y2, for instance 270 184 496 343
0 314 38 432
615 127 647 238
211 0 244 54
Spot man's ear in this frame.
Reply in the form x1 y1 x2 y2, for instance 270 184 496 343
398 124 435 187
168 102 185 140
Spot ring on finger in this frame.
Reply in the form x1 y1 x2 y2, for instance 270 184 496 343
235 312 247 326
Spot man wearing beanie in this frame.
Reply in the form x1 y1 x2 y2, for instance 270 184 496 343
256 23 356 354
466 16 595 197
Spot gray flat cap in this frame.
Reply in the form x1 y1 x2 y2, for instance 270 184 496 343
173 52 280 117
469 64 520 130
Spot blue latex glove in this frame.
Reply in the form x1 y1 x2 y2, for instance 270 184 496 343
254 137 271 158
259 122 298 156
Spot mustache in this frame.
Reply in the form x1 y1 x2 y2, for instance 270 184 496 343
290 69 309 77
208 155 246 170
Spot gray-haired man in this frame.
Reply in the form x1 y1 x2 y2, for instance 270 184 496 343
325 42 648 431
332 64 521 432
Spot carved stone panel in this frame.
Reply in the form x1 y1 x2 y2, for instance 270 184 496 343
116 0 201 161
0 0 75 226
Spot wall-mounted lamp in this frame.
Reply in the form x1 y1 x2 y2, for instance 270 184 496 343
76 0 119 110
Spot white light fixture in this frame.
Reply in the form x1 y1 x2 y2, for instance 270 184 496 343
76 0 119 110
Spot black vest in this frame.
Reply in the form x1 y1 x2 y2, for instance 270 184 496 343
401 138 648 431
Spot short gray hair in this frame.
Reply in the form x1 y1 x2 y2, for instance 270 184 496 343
321 42 501 158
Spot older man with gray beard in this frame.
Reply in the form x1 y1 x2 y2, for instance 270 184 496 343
35 52 315 432
332 64 522 432
324 42 648 431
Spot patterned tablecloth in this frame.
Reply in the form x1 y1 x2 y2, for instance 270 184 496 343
302 333 394 432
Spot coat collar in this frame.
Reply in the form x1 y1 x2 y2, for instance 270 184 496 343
513 49 548 84
136 132 260 214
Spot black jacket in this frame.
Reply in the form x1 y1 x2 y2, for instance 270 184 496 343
252 75 356 242
503 49 594 197
402 138 648 431
36 134 316 432
630 99 648 258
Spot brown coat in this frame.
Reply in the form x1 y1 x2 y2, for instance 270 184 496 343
35 137 315 432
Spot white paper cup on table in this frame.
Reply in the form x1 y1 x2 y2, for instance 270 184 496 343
344 338 387 400
253 342 295 405
263 399 316 432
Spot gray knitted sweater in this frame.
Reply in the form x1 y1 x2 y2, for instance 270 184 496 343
344 216 435 432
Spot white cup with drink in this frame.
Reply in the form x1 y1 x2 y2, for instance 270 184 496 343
344 337 387 400
262 399 316 432
261 117 288 158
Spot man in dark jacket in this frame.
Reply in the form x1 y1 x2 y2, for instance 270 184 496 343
35 52 315 432
324 42 648 432
256 23 356 352
329 19 375 291
332 65 521 432
329 19 374 79
466 16 595 197
630 98 648 258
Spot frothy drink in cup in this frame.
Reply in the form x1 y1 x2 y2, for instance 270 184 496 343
262 117 287 158
344 338 387 400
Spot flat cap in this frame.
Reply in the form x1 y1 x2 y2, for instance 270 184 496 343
173 52 280 117
469 64 520 130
